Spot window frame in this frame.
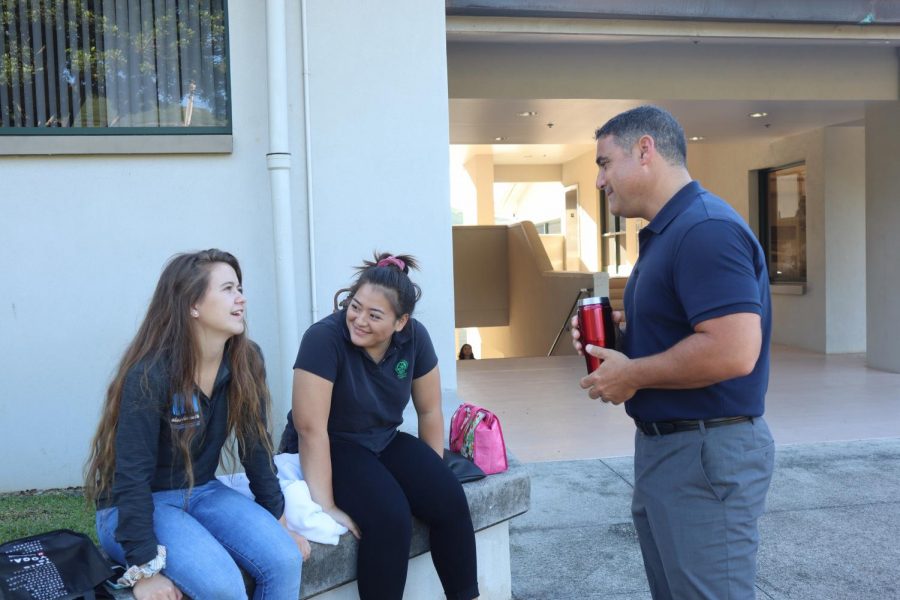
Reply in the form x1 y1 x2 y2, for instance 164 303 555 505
0 0 233 139
758 161 808 284
599 188 626 274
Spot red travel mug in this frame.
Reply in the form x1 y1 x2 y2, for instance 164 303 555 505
577 296 615 374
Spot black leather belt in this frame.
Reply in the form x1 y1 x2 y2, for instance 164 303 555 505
634 416 752 436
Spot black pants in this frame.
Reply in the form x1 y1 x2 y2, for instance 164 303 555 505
330 432 479 600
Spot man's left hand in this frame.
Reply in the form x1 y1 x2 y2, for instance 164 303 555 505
579 345 637 404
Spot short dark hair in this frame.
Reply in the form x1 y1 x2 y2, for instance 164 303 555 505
348 252 421 318
594 105 686 167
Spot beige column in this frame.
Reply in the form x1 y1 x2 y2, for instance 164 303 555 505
465 154 496 225
865 102 900 372
823 126 866 353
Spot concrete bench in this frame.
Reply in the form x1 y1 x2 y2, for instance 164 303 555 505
113 393 529 599
109 457 529 600
300 456 530 599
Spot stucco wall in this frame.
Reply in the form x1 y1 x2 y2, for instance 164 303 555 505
0 0 455 491
0 2 278 491
303 0 455 384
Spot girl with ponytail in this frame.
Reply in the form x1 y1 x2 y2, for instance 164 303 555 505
291 252 479 600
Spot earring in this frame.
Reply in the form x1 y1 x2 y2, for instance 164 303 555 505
191 309 199 318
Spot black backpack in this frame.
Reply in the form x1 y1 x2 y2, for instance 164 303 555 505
0 529 114 600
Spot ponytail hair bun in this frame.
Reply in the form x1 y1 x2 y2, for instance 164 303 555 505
350 252 421 317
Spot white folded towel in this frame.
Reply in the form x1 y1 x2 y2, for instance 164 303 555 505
218 452 348 545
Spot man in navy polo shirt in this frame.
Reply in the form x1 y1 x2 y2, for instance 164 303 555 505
573 105 774 599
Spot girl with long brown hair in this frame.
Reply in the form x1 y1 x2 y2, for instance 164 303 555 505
85 249 307 600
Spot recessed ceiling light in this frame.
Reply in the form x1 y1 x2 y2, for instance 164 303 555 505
689 136 705 141
494 136 506 142
517 111 537 117
749 112 768 118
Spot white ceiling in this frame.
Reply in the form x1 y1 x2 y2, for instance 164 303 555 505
449 98 867 164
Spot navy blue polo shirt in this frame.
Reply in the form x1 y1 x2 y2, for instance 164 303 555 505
622 181 771 422
293 309 438 452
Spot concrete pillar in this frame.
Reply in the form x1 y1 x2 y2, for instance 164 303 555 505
865 102 900 372
823 126 866 353
465 154 496 224
305 0 457 386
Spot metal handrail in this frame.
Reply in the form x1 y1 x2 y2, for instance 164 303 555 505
548 287 592 357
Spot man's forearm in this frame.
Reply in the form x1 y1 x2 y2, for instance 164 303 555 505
627 315 761 391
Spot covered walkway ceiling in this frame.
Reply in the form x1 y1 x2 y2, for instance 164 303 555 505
446 14 900 162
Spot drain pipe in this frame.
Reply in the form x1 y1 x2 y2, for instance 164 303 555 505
266 0 299 404
300 0 318 323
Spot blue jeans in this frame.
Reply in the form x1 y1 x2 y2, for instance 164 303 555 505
96 479 302 600
632 417 775 600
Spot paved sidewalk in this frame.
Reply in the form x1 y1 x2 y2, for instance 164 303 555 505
510 437 900 600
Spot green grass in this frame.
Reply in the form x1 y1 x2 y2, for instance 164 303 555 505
0 489 97 545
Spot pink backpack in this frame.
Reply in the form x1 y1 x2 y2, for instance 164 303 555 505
449 402 508 475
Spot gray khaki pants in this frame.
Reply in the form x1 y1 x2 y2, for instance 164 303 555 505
632 417 775 600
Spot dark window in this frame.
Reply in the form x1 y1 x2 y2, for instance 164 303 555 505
0 0 230 133
599 188 626 274
759 163 807 283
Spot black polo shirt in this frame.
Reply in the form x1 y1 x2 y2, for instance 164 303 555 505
293 309 438 453
623 181 772 422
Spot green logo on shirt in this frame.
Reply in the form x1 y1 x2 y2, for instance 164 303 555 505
395 359 409 380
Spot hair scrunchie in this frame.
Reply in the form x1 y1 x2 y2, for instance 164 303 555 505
376 256 406 271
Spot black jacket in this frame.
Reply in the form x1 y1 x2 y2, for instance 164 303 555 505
100 351 283 566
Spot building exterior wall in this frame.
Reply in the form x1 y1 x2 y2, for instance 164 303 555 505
303 0 456 385
0 1 276 491
0 0 454 491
